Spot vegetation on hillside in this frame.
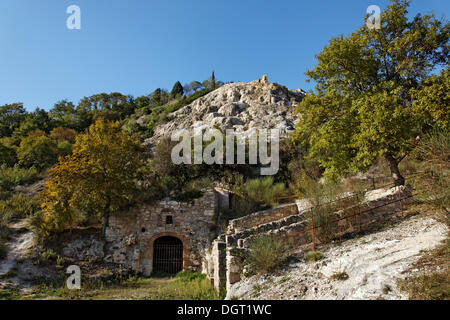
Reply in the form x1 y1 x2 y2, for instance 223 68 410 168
0 0 448 301
245 235 290 275
397 128 449 300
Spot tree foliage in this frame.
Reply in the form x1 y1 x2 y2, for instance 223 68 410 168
189 81 203 92
40 120 145 235
0 142 16 167
16 130 59 170
411 69 449 130
0 103 27 138
171 81 184 99
293 0 449 185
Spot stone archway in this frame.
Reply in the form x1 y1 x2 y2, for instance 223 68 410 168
152 236 183 274
149 233 190 275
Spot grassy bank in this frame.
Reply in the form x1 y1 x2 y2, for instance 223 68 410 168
0 271 220 300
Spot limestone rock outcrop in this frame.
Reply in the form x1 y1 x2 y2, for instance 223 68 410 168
145 76 305 145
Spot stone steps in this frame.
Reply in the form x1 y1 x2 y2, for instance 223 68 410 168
225 211 307 247
227 203 299 234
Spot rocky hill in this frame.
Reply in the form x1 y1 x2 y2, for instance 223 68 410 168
145 76 306 145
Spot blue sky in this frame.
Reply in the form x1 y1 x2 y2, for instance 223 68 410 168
0 0 448 111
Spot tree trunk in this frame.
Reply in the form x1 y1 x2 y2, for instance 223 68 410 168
385 154 405 186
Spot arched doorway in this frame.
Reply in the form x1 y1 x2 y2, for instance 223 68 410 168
152 236 183 274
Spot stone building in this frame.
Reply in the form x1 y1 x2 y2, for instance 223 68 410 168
104 188 231 276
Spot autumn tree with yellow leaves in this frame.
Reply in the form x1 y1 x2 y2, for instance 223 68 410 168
40 120 145 237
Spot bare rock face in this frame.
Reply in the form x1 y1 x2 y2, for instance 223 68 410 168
62 237 105 261
145 76 305 145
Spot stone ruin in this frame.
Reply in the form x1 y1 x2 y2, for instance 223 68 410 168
207 186 412 292
60 185 412 292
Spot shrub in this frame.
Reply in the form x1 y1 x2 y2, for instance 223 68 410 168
0 187 11 201
410 129 449 214
310 202 336 243
17 134 59 170
57 141 73 157
0 164 39 190
0 194 40 225
305 251 324 262
40 249 58 261
398 271 450 300
0 142 16 167
293 174 340 243
243 177 287 208
0 202 13 228
56 256 65 269
245 235 289 275
30 210 52 242
173 189 203 202
8 194 39 218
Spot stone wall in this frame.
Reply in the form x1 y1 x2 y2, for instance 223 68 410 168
227 203 299 234
104 189 219 276
211 186 413 291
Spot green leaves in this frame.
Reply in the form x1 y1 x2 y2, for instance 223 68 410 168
293 0 449 185
412 69 450 130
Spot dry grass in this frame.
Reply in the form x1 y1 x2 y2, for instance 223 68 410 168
7 272 220 300
398 269 450 300
398 234 449 300
397 201 450 300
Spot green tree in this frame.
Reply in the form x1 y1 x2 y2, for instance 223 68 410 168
16 130 58 170
0 103 27 138
77 93 136 121
211 71 216 90
171 81 184 99
10 108 53 145
49 100 79 130
30 108 53 133
293 0 449 186
135 95 151 110
41 120 146 236
149 88 162 106
0 142 16 167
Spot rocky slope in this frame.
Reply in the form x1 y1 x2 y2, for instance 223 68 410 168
226 213 448 300
146 76 305 145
